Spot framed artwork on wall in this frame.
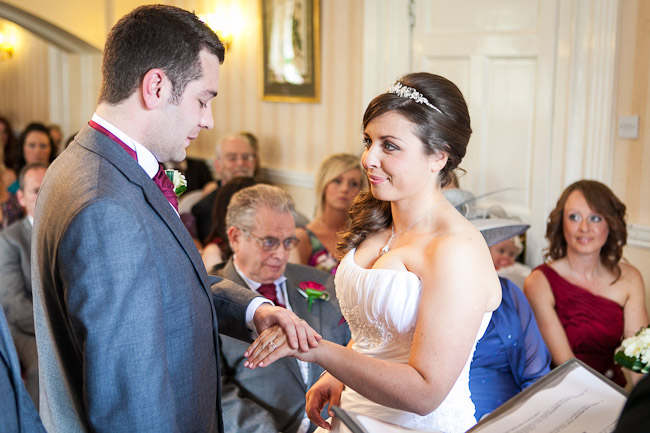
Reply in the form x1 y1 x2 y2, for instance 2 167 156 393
260 0 320 103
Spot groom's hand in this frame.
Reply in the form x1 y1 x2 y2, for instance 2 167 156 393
252 303 321 353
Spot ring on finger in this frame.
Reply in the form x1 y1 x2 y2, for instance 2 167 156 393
269 341 277 351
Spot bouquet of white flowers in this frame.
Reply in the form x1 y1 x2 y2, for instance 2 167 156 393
614 326 650 374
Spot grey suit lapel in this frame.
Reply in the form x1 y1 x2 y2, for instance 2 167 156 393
19 218 33 292
19 217 32 237
75 126 211 290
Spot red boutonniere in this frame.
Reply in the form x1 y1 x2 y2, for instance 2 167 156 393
297 281 330 312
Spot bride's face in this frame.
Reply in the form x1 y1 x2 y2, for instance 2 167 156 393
361 111 443 202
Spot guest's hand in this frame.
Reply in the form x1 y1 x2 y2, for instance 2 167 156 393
306 372 344 430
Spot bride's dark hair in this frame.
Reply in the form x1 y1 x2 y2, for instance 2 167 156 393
338 72 472 255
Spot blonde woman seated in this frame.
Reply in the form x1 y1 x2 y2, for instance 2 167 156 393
289 154 365 274
524 180 648 387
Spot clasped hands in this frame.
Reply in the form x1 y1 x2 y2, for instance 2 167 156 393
246 304 321 368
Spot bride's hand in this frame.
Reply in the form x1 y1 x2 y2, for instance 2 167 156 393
306 372 344 430
244 325 318 369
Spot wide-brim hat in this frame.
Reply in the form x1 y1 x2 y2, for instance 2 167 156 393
471 218 530 247
443 187 523 220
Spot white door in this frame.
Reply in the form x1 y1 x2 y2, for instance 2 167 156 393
411 0 557 266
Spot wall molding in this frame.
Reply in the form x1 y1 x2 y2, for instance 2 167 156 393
0 1 100 53
628 224 650 250
262 167 314 189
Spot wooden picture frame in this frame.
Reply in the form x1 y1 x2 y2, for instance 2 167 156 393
260 0 320 103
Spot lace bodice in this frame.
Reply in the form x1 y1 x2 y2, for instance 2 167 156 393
328 249 491 433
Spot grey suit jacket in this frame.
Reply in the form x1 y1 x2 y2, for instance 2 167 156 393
215 259 350 433
32 125 260 433
0 217 34 337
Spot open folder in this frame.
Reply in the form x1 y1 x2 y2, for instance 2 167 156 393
333 359 628 433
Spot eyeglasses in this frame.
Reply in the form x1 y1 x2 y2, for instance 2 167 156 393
224 153 256 163
239 228 300 251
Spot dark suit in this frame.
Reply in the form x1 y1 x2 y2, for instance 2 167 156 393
215 259 350 433
613 373 650 432
166 157 214 193
0 217 39 407
32 125 260 432
0 306 46 432
192 188 218 242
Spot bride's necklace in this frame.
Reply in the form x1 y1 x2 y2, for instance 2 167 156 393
379 198 447 256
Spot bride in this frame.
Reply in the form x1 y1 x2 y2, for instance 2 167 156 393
245 72 502 433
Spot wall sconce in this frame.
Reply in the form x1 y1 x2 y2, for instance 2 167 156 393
199 6 244 51
0 33 13 60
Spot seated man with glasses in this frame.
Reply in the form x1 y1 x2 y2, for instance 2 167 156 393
212 184 350 433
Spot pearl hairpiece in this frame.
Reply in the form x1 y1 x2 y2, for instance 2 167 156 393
387 82 443 114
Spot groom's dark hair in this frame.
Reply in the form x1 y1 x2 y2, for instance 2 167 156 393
99 5 225 105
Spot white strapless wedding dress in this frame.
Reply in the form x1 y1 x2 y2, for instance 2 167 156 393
316 249 491 433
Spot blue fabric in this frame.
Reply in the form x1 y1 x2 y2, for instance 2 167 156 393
7 179 19 194
470 277 551 420
0 308 46 432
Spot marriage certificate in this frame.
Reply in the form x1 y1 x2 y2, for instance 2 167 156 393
468 359 627 433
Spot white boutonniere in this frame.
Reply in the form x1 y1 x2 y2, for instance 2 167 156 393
165 169 187 197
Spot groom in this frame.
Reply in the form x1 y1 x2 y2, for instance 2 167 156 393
31 5 318 432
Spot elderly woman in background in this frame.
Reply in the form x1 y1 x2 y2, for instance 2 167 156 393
524 180 648 387
289 153 365 274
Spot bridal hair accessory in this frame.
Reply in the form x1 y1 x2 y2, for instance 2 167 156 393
387 82 443 114
297 281 330 312
379 198 447 256
165 169 187 197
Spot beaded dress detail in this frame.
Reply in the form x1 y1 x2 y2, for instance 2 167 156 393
319 249 491 433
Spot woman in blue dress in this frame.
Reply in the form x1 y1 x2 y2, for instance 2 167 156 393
469 218 551 419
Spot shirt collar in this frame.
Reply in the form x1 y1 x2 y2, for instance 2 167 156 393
232 257 287 291
91 113 160 179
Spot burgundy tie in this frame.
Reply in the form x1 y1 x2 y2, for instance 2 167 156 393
89 120 178 211
153 165 179 211
257 284 285 308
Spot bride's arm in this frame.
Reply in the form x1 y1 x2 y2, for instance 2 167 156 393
247 236 501 416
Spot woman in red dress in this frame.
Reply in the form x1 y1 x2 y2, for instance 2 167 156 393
524 180 648 387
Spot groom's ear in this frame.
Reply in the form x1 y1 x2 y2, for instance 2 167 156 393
141 69 169 110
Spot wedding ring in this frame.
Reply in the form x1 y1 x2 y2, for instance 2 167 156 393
269 341 277 351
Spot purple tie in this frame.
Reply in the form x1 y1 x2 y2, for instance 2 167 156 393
153 165 179 211
257 284 285 308
89 120 178 211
